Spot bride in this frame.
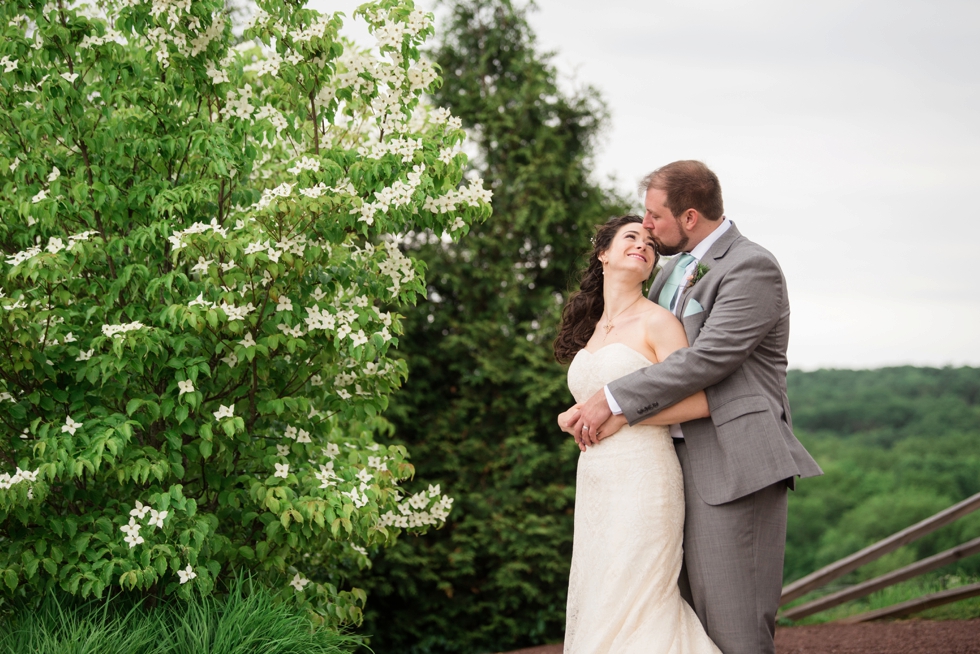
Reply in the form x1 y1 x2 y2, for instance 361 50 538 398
555 215 720 654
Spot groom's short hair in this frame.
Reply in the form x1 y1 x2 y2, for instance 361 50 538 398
641 160 724 221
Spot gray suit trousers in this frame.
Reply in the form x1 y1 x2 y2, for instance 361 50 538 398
675 440 787 654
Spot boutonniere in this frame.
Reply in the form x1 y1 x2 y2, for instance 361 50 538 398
686 262 710 289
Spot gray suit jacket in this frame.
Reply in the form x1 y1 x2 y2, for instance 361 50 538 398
608 223 822 505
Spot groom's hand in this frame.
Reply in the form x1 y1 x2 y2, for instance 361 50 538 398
596 414 628 442
572 389 614 446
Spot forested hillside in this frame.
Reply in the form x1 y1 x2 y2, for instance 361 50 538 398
785 367 980 584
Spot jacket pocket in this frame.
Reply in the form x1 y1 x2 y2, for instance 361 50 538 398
711 394 770 427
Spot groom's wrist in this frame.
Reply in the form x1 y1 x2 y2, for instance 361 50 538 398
603 386 623 415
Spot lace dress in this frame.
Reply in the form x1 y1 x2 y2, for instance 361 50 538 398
564 343 720 654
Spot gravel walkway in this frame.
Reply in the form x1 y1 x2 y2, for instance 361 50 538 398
495 619 980 654
775 619 980 653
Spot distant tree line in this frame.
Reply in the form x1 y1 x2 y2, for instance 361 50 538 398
785 367 980 584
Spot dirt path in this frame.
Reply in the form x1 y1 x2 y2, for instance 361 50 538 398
775 619 980 653
497 619 980 654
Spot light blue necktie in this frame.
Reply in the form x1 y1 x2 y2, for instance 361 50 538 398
657 253 696 313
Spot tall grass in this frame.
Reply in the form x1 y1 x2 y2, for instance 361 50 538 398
0 577 359 654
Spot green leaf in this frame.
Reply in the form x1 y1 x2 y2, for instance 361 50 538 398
126 399 144 416
3 569 18 592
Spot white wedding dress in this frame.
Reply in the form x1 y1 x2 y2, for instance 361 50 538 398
564 343 720 654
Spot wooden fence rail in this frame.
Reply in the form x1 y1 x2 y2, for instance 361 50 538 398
837 582 980 624
780 490 980 606
780 536 980 620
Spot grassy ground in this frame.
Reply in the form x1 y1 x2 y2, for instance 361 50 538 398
0 578 358 654
782 573 980 625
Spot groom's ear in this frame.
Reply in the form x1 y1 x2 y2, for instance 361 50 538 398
680 208 701 231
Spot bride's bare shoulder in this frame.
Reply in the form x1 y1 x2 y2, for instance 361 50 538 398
637 299 678 326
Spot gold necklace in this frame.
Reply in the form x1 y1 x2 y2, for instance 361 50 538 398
601 295 643 337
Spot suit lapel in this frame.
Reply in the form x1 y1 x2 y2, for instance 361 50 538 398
705 222 741 263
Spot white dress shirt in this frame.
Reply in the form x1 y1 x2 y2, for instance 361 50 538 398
603 218 733 438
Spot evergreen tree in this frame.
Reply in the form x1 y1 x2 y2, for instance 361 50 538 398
354 1 628 651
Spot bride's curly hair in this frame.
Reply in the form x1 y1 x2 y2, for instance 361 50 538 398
554 215 654 364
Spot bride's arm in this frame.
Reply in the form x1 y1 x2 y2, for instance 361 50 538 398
596 309 709 440
642 309 711 422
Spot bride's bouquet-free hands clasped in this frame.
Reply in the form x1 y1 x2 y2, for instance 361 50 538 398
558 404 629 452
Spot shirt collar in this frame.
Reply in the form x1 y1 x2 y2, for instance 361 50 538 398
689 217 732 262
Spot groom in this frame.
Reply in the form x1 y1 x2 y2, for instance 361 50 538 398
570 160 822 654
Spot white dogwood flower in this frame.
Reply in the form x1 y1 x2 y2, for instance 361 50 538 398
315 462 337 488
274 462 289 478
123 532 144 548
289 573 310 592
178 380 194 395
177 565 197 584
188 293 216 309
130 501 151 519
101 322 146 338
346 487 369 508
213 404 234 420
191 257 213 274
120 518 143 548
62 416 82 435
408 492 429 510
147 509 168 529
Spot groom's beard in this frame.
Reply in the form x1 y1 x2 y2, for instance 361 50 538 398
653 220 690 256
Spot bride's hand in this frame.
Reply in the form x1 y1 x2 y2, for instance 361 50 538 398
558 405 587 451
595 414 628 442
558 405 582 433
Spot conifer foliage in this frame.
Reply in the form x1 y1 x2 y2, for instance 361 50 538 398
355 1 627 650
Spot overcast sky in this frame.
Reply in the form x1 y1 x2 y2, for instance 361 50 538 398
311 0 980 370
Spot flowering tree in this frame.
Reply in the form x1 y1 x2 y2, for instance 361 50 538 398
0 0 490 626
